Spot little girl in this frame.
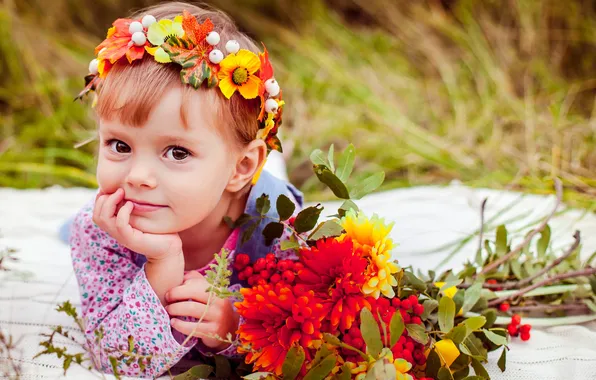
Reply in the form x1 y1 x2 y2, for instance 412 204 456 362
69 2 302 377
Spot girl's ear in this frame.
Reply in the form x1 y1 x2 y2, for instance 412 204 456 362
226 139 267 193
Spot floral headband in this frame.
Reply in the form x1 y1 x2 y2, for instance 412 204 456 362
77 10 284 153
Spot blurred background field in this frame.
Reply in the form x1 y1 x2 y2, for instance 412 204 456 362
0 0 595 208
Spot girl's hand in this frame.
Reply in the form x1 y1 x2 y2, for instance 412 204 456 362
93 188 182 262
165 271 239 350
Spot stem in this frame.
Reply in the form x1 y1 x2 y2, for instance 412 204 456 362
480 178 563 275
264 215 308 244
477 198 488 256
488 267 596 307
509 303 590 313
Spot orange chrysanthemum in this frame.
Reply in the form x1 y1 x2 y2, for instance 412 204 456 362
298 238 370 332
235 283 325 376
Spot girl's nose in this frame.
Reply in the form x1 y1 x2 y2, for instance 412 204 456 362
126 159 157 189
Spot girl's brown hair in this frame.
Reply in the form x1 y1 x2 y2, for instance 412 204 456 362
95 2 261 149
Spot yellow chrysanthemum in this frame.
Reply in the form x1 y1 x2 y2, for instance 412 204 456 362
339 209 395 257
146 16 185 63
362 249 400 299
218 49 261 99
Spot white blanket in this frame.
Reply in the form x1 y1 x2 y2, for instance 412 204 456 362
1 183 595 379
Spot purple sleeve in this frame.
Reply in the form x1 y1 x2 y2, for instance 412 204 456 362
69 203 198 377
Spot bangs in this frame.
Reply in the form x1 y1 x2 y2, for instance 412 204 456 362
95 57 192 128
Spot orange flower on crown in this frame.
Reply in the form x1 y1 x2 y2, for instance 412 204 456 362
95 18 149 77
218 49 262 99
298 238 371 332
235 283 325 376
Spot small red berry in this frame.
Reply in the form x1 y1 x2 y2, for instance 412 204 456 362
259 270 270 279
520 324 531 334
234 253 250 270
243 267 254 277
277 259 290 271
352 337 364 349
266 253 276 262
238 271 247 280
507 323 519 337
499 303 510 312
266 261 276 271
520 332 530 341
294 262 304 271
257 278 267 285
248 277 256 286
288 216 296 226
487 279 498 284
253 258 266 272
270 273 281 283
405 341 414 352
411 316 422 325
413 304 425 316
401 300 412 311
408 295 418 305
391 298 401 308
282 270 295 284
511 314 522 325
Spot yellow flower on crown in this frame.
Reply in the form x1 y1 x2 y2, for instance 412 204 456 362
146 16 185 63
217 49 262 99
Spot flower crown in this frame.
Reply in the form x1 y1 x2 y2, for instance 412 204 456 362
78 10 284 153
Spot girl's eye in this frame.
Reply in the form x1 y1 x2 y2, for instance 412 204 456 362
166 146 191 161
108 140 131 154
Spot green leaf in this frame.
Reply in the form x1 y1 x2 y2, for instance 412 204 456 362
338 199 359 217
303 354 336 380
282 346 305 380
173 365 214 379
453 289 466 314
336 144 355 183
438 367 455 380
481 309 497 329
335 364 352 380
470 358 490 379
294 205 323 233
241 221 258 244
389 310 405 347
439 296 456 332
360 308 383 358
406 323 429 344
308 220 345 241
497 347 507 372
263 222 284 246
584 298 596 313
223 216 235 228
310 149 329 166
462 283 483 314
446 324 469 345
323 333 342 346
537 225 551 257
459 334 488 361
453 367 470 380
495 225 508 256
328 144 335 172
314 165 350 199
243 373 273 380
589 276 596 295
510 260 523 279
366 359 397 380
421 299 439 319
350 171 385 200
281 239 301 251
426 349 441 378
404 271 427 292
276 194 296 221
215 355 232 378
461 377 485 380
256 194 271 215
463 316 486 332
483 329 508 346
63 356 72 374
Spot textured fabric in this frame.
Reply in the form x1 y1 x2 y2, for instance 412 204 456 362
1 184 596 379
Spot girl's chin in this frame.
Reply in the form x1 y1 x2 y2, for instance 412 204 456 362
129 216 176 234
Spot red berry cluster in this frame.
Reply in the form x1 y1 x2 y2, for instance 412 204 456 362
234 253 300 287
343 295 427 368
507 314 531 341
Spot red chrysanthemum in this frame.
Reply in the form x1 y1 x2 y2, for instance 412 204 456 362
298 238 370 333
235 283 325 376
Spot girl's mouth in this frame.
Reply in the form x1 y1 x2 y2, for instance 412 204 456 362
126 199 167 213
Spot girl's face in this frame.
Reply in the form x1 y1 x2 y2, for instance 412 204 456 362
96 87 237 234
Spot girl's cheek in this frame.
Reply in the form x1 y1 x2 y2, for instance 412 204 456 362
96 159 125 193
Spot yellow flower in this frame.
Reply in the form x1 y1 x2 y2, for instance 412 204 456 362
393 358 414 380
434 282 457 298
218 49 261 99
340 209 394 257
146 16 184 63
434 339 460 367
362 249 400 299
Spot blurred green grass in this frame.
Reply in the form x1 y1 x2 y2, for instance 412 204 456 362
1 0 595 208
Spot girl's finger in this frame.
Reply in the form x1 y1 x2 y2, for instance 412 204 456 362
184 270 204 281
166 281 210 303
92 195 108 225
170 318 214 338
115 201 135 239
101 188 124 221
165 301 212 320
